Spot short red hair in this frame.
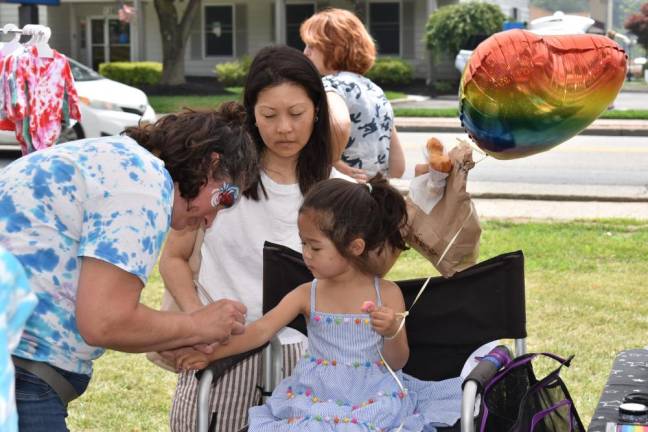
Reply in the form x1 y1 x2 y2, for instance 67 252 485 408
300 8 376 75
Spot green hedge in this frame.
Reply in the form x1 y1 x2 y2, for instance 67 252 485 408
214 56 252 86
365 57 413 86
98 62 162 86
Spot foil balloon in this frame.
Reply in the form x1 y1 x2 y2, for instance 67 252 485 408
459 29 627 159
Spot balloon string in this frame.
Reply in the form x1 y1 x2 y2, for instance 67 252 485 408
456 137 489 164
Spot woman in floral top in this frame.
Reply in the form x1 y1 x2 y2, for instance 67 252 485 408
301 8 406 181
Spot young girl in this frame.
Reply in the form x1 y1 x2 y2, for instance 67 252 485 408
177 176 462 431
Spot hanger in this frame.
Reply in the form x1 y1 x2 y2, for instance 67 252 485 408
23 25 53 58
35 26 54 58
1 23 22 56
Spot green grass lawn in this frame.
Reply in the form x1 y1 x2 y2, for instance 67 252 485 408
149 91 407 115
67 219 648 430
149 92 648 120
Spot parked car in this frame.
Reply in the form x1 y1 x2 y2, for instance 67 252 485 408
455 12 595 75
0 57 156 149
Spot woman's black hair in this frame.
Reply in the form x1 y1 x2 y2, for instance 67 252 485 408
124 101 257 200
243 45 332 200
299 175 408 275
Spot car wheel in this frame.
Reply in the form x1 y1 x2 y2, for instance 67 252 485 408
57 123 84 144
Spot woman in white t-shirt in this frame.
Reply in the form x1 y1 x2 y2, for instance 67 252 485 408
160 45 338 432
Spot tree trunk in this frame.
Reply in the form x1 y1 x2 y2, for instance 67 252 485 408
153 0 201 85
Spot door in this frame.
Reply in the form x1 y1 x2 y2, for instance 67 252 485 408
88 17 131 70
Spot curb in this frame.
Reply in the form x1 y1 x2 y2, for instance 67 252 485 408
467 192 648 203
388 179 648 203
394 117 648 137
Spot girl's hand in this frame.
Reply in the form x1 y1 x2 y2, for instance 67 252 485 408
176 349 211 370
369 306 401 338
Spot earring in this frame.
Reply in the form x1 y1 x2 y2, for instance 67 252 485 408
314 116 319 122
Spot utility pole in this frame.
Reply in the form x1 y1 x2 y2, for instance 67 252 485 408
606 0 614 31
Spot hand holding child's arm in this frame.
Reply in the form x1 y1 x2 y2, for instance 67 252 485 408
175 283 308 371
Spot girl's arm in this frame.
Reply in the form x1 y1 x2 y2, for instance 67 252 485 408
159 228 203 312
387 126 406 179
177 283 310 369
369 280 409 370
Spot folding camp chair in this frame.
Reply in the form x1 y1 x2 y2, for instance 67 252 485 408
196 242 527 432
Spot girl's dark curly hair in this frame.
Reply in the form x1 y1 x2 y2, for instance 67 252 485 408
124 101 257 200
300 174 408 275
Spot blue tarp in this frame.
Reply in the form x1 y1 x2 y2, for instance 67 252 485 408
5 0 61 5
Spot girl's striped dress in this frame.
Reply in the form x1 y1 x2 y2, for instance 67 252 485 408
248 278 463 431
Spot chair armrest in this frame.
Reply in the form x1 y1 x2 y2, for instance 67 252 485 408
461 380 479 432
460 345 512 432
195 344 268 432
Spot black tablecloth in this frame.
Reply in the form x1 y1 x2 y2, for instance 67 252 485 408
588 349 648 432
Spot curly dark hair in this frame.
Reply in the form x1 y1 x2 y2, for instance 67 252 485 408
299 174 408 275
124 101 257 200
243 45 332 200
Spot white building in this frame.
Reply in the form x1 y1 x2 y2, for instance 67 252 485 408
0 0 529 80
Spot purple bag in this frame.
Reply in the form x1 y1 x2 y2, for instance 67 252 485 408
477 352 585 432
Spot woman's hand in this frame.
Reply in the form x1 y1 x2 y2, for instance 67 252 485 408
333 160 368 182
369 306 401 338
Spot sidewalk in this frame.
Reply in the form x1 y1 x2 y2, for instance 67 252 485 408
390 179 648 221
393 116 648 137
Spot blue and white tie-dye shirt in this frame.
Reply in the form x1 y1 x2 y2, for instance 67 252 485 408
0 246 37 432
323 71 394 176
0 136 174 375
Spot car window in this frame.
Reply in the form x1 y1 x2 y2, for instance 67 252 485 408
68 59 103 82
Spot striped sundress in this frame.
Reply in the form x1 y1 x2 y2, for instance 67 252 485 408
248 278 462 431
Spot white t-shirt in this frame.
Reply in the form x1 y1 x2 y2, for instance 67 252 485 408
198 169 348 321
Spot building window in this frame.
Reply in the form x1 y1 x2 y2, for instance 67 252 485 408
286 3 315 51
369 2 400 56
205 5 234 57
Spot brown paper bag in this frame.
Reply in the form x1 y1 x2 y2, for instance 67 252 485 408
145 226 205 372
405 140 481 277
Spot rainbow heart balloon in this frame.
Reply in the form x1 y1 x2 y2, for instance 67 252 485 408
460 29 627 159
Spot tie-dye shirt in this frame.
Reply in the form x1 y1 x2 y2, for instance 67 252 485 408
0 246 37 432
0 136 174 375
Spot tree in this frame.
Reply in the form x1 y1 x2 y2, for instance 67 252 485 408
424 2 506 57
530 0 588 13
625 2 648 52
153 0 201 85
615 0 642 30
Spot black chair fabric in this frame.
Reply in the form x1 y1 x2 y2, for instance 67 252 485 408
262 241 526 382
401 251 526 380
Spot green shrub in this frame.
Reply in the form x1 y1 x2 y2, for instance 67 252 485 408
365 57 413 86
432 79 458 95
98 62 162 86
425 1 505 57
214 56 252 86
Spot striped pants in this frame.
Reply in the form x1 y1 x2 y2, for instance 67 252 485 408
169 343 304 432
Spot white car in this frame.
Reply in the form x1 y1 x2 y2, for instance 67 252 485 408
455 12 595 74
0 57 156 149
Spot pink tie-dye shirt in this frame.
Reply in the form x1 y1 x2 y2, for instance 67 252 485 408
7 47 81 153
